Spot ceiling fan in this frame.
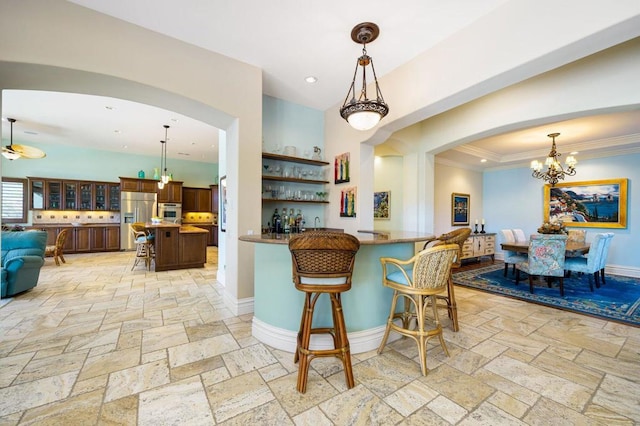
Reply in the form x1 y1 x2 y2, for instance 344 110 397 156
2 118 46 160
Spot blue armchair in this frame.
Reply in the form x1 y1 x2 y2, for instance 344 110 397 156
1 231 48 298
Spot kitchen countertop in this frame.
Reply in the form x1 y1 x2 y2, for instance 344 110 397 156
144 223 208 234
32 223 120 228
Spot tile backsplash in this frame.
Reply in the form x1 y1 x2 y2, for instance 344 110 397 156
32 211 120 225
182 212 217 224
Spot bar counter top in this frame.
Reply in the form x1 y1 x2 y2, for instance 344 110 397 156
144 223 209 234
239 230 433 245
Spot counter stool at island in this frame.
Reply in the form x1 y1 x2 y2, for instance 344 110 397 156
288 231 360 393
377 244 459 376
131 223 154 271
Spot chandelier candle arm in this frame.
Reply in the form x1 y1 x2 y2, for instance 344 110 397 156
530 132 577 186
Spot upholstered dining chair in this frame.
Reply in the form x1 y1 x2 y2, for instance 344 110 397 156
598 233 614 285
564 233 608 291
288 231 360 393
499 229 528 277
422 227 471 332
516 234 568 296
45 228 68 266
377 244 459 376
567 229 587 243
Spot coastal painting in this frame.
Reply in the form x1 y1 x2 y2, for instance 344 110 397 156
544 178 628 228
451 193 470 226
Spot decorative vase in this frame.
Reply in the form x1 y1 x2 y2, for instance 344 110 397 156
153 168 160 180
138 170 145 178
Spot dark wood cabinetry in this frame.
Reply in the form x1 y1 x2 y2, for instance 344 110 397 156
182 187 212 212
154 226 180 270
119 177 158 193
29 177 120 211
39 225 120 253
210 185 219 214
157 181 183 203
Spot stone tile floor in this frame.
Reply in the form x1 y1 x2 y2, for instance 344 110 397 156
0 249 638 425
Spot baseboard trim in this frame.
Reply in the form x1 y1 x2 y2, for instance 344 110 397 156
251 317 399 354
222 292 254 316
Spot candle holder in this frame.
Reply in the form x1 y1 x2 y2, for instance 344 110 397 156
474 224 479 234
480 224 486 234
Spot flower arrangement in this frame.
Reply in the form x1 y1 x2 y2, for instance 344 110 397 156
537 220 567 234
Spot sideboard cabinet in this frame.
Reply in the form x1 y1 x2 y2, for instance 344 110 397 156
461 233 496 262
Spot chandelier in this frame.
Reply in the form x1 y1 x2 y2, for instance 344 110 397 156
530 132 577 186
157 125 170 189
339 22 389 131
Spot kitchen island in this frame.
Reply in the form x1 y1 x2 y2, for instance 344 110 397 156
239 230 434 354
146 223 209 271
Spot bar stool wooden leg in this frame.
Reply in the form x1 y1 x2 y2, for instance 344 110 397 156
331 293 354 389
446 275 459 332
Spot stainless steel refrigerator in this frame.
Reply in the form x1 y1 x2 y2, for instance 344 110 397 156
120 192 157 250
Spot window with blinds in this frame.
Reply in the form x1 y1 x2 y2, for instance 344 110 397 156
1 178 28 223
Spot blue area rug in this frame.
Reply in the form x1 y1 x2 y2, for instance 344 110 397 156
453 264 640 327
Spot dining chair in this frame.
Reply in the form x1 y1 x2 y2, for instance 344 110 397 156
564 233 608 291
511 228 527 243
598 233 614 285
377 244 459 376
288 231 360 393
516 234 568 296
45 228 68 266
422 227 471 332
567 229 587 243
499 229 528 277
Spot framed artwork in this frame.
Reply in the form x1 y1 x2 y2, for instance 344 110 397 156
334 152 350 184
544 178 628 228
451 193 470 226
219 175 227 232
340 186 357 218
374 191 390 219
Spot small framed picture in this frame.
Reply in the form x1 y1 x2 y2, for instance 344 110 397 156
374 191 390 219
451 193 470 226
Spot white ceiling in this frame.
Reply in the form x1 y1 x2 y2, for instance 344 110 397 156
2 0 639 167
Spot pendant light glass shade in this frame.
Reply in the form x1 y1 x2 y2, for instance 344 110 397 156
157 125 170 189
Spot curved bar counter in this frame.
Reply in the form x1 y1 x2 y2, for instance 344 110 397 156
239 231 433 354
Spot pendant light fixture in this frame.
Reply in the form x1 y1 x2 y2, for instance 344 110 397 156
530 132 577 186
2 118 46 160
339 22 389 131
157 125 170 189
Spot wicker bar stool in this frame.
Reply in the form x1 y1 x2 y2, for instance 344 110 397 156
422 228 471 331
288 231 360 393
378 244 459 375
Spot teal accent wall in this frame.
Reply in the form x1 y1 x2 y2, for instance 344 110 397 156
484 152 639 270
1 142 218 187
261 96 327 230
254 241 414 332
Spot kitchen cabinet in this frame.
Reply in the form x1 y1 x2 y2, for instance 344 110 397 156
105 226 120 251
29 177 120 211
75 227 91 252
119 177 158 193
461 233 496 262
261 153 329 205
182 187 211 212
210 185 219 214
157 181 183 203
90 227 106 251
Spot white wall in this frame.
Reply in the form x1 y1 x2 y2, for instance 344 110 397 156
373 156 403 232
434 163 483 236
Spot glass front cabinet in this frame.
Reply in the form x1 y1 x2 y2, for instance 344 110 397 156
28 177 120 211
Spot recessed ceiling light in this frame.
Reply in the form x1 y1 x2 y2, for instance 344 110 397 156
480 159 487 163
122 145 128 149
114 130 121 134
191 142 197 145
570 151 579 155
171 118 179 122
24 130 38 135
105 106 115 110
305 76 318 84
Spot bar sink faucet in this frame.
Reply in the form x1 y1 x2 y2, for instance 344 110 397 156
314 217 320 230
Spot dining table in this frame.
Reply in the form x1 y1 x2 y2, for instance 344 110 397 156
501 241 590 257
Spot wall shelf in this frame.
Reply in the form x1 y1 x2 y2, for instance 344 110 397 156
262 152 329 166
262 176 329 184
